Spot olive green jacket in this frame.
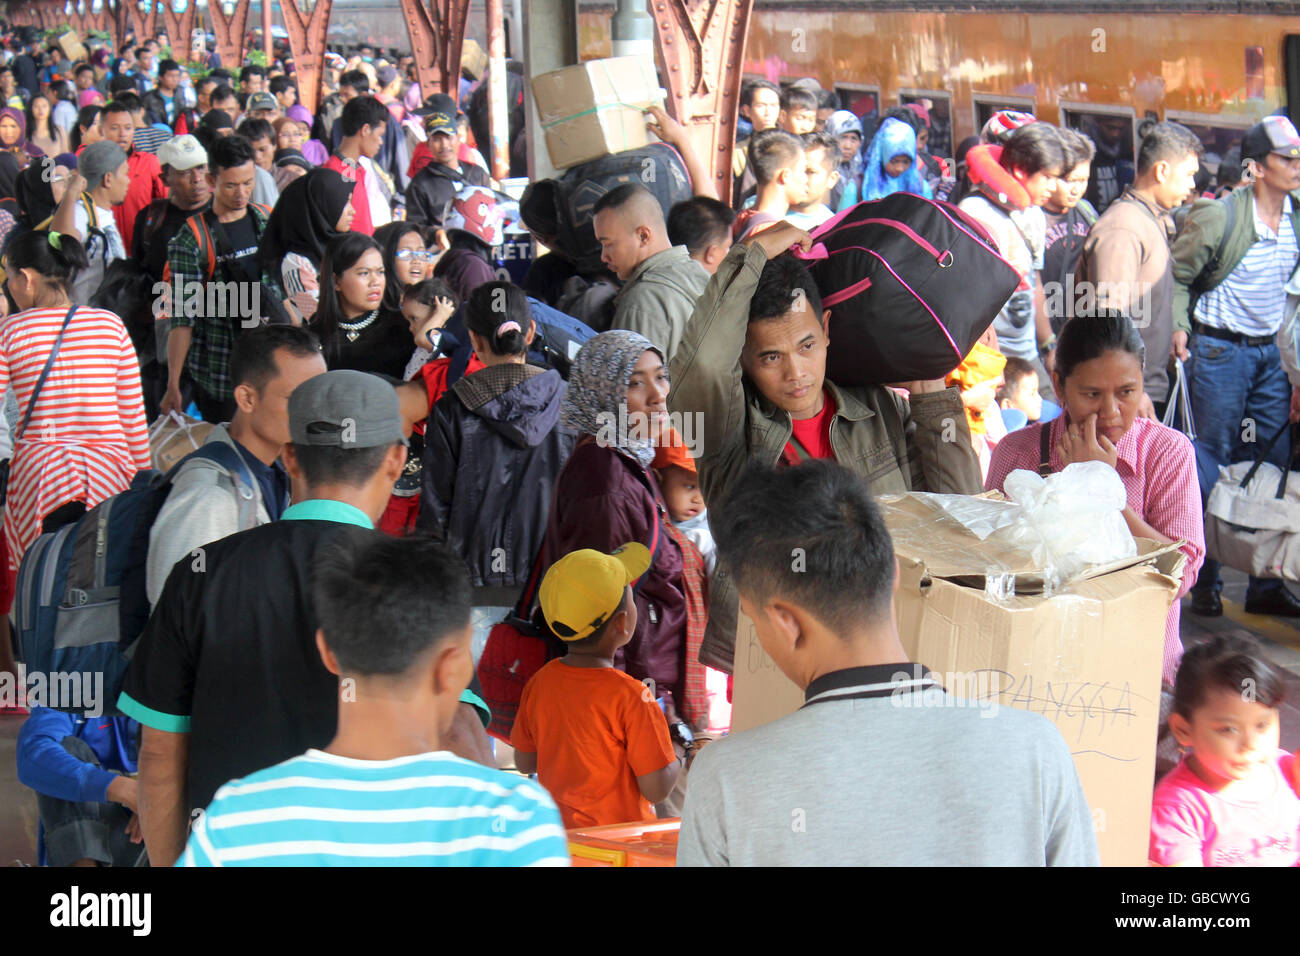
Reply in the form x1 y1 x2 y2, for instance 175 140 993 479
1171 185 1300 335
668 241 983 672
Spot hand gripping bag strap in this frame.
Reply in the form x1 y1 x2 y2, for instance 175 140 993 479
1160 358 1196 440
1038 421 1053 477
16 304 77 441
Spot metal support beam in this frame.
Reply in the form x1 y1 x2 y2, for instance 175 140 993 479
161 1 199 61
209 0 251 75
126 0 161 44
485 0 509 180
652 0 755 205
399 0 472 100
280 0 334 115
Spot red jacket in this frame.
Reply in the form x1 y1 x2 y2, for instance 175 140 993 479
114 149 167 252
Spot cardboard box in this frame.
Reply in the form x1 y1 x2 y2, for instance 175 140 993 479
531 56 665 169
149 414 214 472
57 30 88 64
730 492 1186 867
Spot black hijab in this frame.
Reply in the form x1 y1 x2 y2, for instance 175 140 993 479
260 167 354 271
0 151 20 202
13 160 56 228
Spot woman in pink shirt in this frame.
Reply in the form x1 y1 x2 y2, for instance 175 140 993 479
1150 635 1300 866
985 312 1205 688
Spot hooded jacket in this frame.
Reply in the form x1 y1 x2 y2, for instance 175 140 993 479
405 159 490 230
419 363 575 606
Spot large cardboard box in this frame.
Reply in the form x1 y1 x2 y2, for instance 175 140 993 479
531 56 665 169
57 30 88 64
731 492 1186 867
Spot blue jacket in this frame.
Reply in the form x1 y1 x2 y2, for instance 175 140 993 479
16 708 140 805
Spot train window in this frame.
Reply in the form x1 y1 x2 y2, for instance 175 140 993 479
899 90 952 159
1061 105 1135 215
835 85 880 132
1246 47 1265 100
1163 112 1254 175
973 95 1037 138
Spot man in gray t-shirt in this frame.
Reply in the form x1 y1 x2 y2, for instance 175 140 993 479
677 461 1099 867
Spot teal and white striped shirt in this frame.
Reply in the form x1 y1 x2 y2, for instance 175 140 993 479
177 749 570 867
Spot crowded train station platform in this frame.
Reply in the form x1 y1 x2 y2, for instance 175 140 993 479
0 0 1296 902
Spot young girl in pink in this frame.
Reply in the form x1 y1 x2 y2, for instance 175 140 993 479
1150 635 1300 866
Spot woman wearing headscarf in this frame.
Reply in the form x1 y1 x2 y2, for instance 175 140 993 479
259 167 355 323
0 107 45 165
824 110 864 211
538 330 688 716
285 104 328 166
858 115 932 203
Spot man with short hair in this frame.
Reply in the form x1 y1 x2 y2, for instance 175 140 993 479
239 64 266 96
404 93 490 231
1174 115 1300 619
784 130 839 230
269 74 297 112
133 134 214 417
162 135 272 423
594 183 710 360
237 117 281 206
323 95 393 235
667 196 735 275
208 84 240 125
122 370 495 866
50 140 131 304
133 46 155 95
1081 121 1203 416
676 460 1099 866
732 129 808 241
194 76 217 115
733 79 782 204
668 223 981 673
98 97 168 250
112 90 171 154
74 63 96 96
1041 129 1098 336
147 325 326 605
337 68 369 104
142 59 182 126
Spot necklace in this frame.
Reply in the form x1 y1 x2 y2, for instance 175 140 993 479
339 309 378 343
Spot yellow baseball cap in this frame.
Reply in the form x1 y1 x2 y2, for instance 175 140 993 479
539 543 652 642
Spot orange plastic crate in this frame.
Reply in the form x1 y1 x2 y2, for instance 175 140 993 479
567 818 680 867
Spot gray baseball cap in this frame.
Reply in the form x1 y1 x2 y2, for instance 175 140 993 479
288 370 408 449
79 140 129 188
247 91 278 112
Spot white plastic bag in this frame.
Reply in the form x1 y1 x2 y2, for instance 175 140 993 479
996 461 1137 582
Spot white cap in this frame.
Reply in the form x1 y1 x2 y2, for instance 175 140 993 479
156 134 208 172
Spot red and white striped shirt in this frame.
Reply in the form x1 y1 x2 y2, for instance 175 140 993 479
0 305 151 572
985 415 1205 685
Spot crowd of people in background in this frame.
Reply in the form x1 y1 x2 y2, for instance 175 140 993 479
0 22 1296 868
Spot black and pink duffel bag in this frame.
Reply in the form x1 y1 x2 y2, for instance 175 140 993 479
794 192 1022 385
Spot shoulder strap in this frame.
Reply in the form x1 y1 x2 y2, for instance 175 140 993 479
16 304 77 441
1076 199 1098 227
787 432 814 462
1038 421 1053 477
1193 194 1238 294
172 441 262 530
189 211 216 279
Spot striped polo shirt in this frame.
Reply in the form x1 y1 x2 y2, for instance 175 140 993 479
1195 193 1298 337
177 749 571 867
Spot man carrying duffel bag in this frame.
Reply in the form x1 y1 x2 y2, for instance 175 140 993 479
1205 421 1300 582
669 221 983 674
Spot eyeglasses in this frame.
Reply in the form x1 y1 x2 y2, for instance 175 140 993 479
394 249 437 262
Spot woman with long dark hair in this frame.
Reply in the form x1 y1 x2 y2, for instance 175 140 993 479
25 93 68 158
71 105 103 153
312 232 412 378
259 167 355 324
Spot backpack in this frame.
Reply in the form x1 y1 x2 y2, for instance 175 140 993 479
1187 192 1239 311
441 297 597 385
12 442 259 716
521 143 693 274
1077 199 1099 228
793 192 1023 386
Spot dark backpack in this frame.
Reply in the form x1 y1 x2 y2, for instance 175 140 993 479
794 192 1023 385
440 297 597 385
12 443 258 716
521 143 693 274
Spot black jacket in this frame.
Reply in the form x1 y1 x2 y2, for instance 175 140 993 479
418 363 574 605
141 89 171 127
405 160 490 230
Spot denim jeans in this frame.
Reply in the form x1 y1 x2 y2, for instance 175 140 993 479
38 737 146 867
1188 333 1293 598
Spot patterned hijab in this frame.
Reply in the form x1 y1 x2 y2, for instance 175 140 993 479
561 330 663 469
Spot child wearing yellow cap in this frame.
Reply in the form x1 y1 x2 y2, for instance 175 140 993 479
511 544 681 829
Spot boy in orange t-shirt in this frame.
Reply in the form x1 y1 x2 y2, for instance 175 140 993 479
512 545 680 829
